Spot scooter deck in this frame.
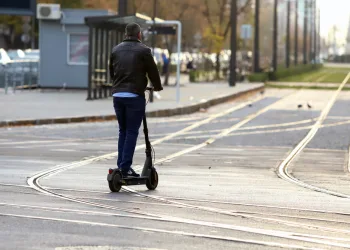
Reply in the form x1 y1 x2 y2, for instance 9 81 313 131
119 176 148 186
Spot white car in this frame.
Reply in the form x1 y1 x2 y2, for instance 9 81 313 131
7 49 25 61
24 49 40 60
0 48 11 65
0 49 11 73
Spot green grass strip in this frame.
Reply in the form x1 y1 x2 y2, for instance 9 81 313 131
319 72 348 83
266 83 350 91
279 67 350 83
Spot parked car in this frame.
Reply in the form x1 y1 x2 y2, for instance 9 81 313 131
7 49 26 61
0 48 11 65
0 48 11 76
24 49 40 60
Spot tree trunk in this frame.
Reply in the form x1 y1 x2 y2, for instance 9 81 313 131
215 52 221 80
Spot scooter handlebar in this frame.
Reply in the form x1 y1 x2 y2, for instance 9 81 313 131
146 86 163 92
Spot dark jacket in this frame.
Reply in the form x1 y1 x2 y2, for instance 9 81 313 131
109 37 162 96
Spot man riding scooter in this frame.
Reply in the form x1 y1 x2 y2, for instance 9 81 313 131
109 22 163 178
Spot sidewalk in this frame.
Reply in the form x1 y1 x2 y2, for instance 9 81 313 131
0 82 264 127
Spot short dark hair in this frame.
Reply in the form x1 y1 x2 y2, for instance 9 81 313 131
125 22 141 37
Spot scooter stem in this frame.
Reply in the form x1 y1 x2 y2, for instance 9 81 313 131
141 114 153 177
143 115 152 157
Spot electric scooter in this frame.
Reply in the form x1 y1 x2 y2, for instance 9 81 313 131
107 87 158 192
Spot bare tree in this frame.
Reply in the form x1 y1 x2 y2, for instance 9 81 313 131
156 0 198 85
201 0 252 79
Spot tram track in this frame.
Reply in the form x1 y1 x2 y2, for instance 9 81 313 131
170 118 350 140
27 92 293 194
106 78 350 237
1 198 350 249
0 212 325 250
21 91 350 249
26 95 267 183
4 115 350 148
111 74 350 243
277 72 350 197
4 182 350 223
22 193 350 231
124 73 350 208
1 193 350 247
16 86 350 249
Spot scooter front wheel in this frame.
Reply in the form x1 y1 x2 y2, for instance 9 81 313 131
146 169 158 190
108 171 122 192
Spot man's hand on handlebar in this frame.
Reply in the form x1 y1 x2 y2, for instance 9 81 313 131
146 86 163 92
154 86 163 92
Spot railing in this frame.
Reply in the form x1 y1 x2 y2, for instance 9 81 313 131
0 59 39 94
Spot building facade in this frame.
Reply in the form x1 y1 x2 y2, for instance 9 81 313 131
39 8 113 88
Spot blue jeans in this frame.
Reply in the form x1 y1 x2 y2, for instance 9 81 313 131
113 96 145 173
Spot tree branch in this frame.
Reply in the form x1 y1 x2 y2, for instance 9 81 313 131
163 1 189 54
223 20 231 39
177 3 189 20
237 0 252 15
219 0 226 27
203 0 217 34
223 0 252 39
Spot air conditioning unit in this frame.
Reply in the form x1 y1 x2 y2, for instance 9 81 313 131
37 4 61 20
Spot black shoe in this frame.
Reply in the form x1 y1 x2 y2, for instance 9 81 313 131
121 168 140 178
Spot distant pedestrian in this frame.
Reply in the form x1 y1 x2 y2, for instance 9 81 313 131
109 22 163 177
186 60 195 72
161 52 169 76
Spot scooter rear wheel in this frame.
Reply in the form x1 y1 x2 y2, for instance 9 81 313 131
108 171 122 192
146 169 158 190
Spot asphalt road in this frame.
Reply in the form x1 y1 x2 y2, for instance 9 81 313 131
2 87 350 250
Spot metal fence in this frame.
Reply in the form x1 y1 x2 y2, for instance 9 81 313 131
85 22 126 100
0 59 39 94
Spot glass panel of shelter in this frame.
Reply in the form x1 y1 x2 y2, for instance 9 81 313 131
88 23 126 100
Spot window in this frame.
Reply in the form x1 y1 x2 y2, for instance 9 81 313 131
68 34 89 65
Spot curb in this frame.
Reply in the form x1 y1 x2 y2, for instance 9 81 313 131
0 85 264 128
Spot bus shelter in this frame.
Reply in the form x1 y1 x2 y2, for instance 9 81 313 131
84 14 178 101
